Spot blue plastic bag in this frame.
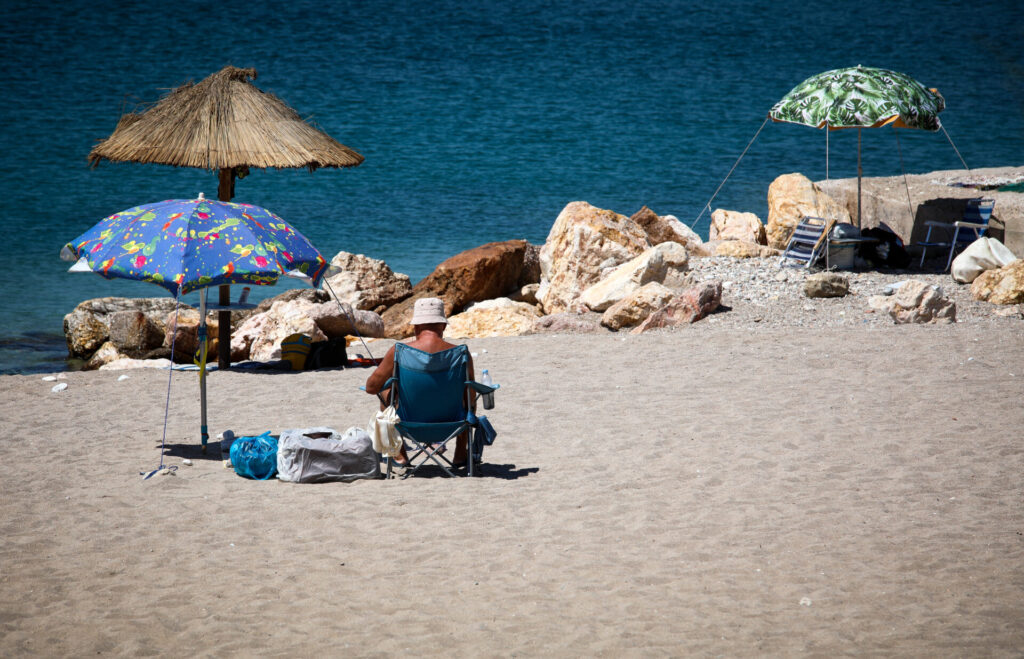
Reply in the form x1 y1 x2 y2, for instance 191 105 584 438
229 432 279 480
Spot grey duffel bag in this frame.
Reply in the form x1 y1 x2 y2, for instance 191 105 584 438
277 426 380 483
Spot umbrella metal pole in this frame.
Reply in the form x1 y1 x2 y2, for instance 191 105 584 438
857 128 863 229
217 168 234 369
199 288 210 452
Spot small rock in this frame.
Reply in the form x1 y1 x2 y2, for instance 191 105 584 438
42 375 57 382
117 374 130 381
803 272 850 298
51 383 68 393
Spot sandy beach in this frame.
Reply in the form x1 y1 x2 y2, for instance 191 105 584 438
1 321 1022 656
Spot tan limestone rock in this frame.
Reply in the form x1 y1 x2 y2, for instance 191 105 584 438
509 283 540 305
713 240 780 258
247 299 328 362
710 209 766 244
887 280 956 324
803 272 850 298
164 309 220 364
64 297 180 359
579 242 689 312
382 240 533 338
445 298 542 339
537 202 651 314
970 259 1024 305
108 310 166 358
631 281 723 333
630 206 703 248
601 282 676 330
324 251 413 313
767 173 851 249
83 341 127 370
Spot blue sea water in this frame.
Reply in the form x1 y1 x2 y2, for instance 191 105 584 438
0 0 1021 373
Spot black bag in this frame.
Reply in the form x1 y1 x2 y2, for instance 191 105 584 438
305 337 348 369
860 226 911 269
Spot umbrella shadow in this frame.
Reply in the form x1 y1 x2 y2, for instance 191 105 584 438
159 442 224 461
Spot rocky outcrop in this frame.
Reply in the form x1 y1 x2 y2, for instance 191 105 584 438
164 309 220 364
631 281 723 333
767 173 851 249
64 297 180 359
446 299 542 338
382 240 534 338
245 299 328 362
710 209 766 244
531 313 602 334
713 241 780 258
803 272 850 298
970 259 1024 304
108 310 165 358
537 202 651 314
601 282 675 330
631 206 703 249
885 281 956 324
323 251 412 313
578 242 689 312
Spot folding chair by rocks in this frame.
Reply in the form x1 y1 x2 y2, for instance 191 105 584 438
915 198 996 271
781 216 835 268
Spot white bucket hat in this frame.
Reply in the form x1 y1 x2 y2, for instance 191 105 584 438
410 297 447 325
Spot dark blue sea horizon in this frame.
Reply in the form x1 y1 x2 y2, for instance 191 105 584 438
1 0 1022 374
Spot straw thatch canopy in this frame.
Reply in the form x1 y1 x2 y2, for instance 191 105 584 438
88 66 364 171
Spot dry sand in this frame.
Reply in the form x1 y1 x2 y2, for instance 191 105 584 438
1 324 1023 656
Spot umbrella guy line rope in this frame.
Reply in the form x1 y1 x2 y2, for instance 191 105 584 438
143 296 182 480
690 117 769 230
321 279 378 364
893 128 917 225
941 125 971 171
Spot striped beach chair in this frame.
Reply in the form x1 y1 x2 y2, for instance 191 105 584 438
781 216 835 268
916 198 996 271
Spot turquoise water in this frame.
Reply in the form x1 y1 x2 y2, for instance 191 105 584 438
1 0 1022 373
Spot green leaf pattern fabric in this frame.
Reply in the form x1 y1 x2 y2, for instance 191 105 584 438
769 66 944 131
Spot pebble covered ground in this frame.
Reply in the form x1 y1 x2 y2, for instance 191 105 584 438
683 255 1023 330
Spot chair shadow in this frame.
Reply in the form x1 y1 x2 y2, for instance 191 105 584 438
397 462 539 480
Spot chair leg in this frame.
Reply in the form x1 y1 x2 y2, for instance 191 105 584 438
944 242 956 272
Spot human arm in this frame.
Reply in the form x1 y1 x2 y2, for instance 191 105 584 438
364 346 396 396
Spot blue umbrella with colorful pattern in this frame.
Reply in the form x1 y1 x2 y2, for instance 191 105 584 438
61 194 329 295
61 194 330 459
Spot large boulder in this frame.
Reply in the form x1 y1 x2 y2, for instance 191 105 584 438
631 206 703 249
83 341 127 371
446 299 542 338
970 259 1024 304
712 241 780 258
710 209 766 244
601 282 676 330
108 310 165 358
64 297 180 359
537 202 651 314
631 281 723 334
307 304 385 339
381 240 533 338
886 280 956 324
164 309 220 364
578 242 690 312
766 173 851 249
323 251 413 313
246 299 328 362
803 272 850 298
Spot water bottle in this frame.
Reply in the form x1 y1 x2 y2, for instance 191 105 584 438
480 369 494 410
238 287 251 305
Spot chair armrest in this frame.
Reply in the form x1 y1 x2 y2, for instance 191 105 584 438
466 381 499 395
953 221 987 229
924 220 954 228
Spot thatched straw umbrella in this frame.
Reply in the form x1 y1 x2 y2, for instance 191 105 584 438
89 65 363 368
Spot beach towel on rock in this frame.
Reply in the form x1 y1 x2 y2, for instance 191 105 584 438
370 405 403 457
277 426 379 483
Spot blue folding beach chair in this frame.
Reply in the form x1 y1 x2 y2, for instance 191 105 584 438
916 198 996 271
780 216 835 268
382 343 497 479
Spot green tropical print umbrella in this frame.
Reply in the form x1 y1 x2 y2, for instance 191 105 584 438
769 66 944 131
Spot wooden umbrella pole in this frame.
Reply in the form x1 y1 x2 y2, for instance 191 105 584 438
217 168 234 369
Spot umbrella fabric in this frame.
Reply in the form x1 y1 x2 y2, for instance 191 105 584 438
62 197 329 296
769 66 944 131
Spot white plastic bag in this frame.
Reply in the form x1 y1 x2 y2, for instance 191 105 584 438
277 426 379 483
369 406 403 457
951 237 1017 283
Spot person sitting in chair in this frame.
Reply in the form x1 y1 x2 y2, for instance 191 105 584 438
365 297 475 467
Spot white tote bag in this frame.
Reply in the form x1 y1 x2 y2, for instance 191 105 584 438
369 406 403 457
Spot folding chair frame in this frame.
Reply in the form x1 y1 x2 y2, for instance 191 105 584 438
916 198 995 271
781 216 835 269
